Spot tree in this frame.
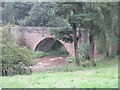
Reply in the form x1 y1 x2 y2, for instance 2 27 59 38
76 4 97 67
117 2 120 55
88 2 118 57
54 2 99 66
21 2 68 27
2 2 33 25
14 2 33 25
2 2 16 25
55 2 88 66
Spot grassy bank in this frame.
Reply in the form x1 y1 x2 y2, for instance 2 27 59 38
0 57 118 88
29 46 69 59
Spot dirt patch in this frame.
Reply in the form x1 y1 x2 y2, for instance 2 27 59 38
31 55 68 73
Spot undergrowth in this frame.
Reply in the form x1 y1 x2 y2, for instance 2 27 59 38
35 56 118 73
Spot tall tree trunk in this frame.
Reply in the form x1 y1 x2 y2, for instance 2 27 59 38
89 34 96 67
116 4 120 55
89 3 96 66
106 51 109 57
72 23 80 66
116 38 120 55
105 42 109 57
104 32 110 57
77 28 82 48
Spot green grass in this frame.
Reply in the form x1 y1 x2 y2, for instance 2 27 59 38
0 57 118 88
46 47 69 56
28 47 69 59
32 51 46 59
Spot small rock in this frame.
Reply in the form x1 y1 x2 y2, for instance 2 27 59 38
59 57 62 59
51 58 54 61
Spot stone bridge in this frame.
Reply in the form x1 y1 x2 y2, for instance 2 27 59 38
11 27 78 56
10 26 99 58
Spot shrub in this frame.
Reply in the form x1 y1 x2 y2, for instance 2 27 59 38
67 56 85 62
63 42 91 64
66 43 90 64
26 48 46 59
79 55 86 62
1 25 33 76
78 42 90 62
67 56 75 63
32 51 46 59
46 47 69 56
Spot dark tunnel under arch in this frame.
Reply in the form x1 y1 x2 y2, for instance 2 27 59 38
34 38 69 54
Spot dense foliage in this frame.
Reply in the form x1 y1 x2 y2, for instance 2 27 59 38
2 2 69 27
88 2 118 57
2 2 33 25
54 2 97 66
78 42 90 61
1 26 33 76
53 2 118 66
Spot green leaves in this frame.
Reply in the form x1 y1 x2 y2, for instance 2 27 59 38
79 42 90 61
2 2 33 25
55 4 73 18
21 2 66 27
91 2 118 55
1 25 33 76
50 27 73 43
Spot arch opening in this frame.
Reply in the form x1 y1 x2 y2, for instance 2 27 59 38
34 38 69 55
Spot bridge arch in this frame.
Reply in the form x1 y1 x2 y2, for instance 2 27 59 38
34 38 70 55
11 27 75 56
